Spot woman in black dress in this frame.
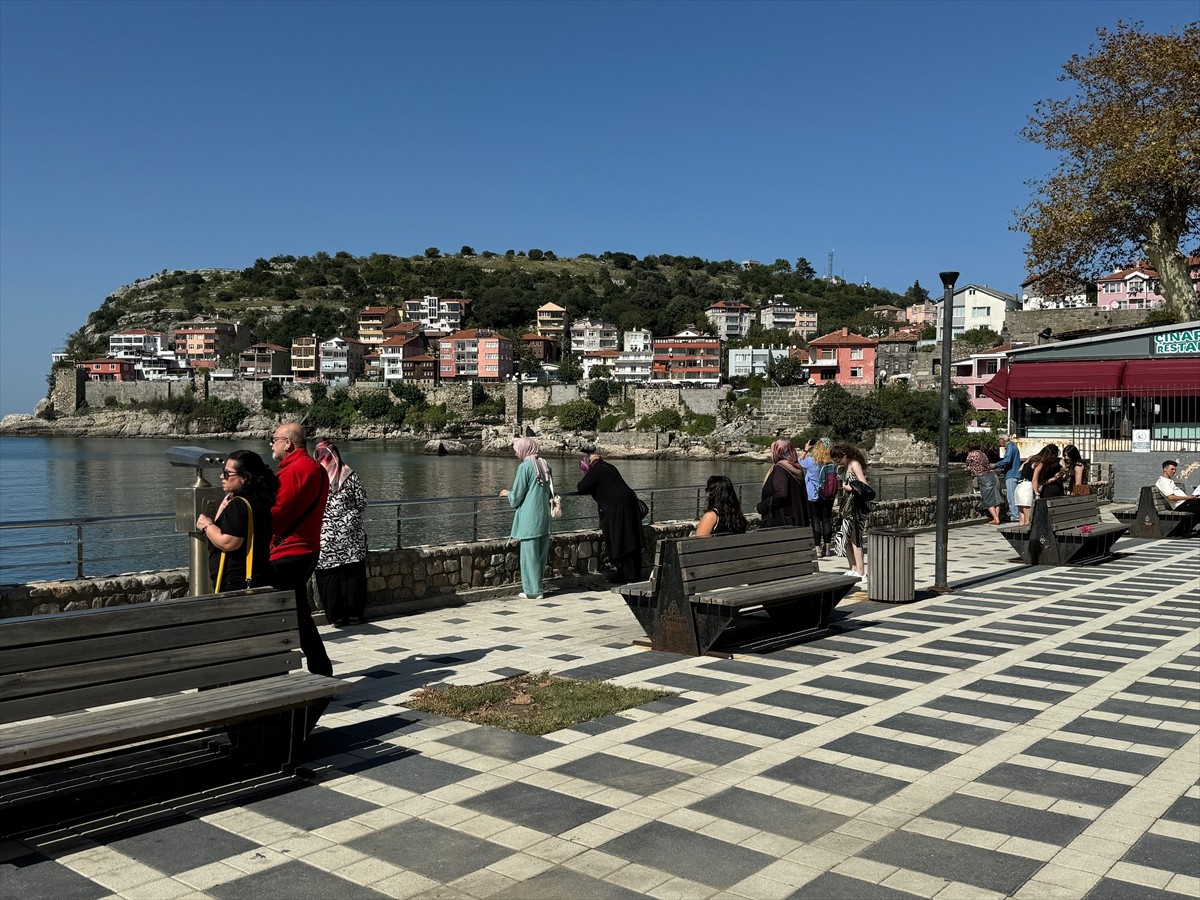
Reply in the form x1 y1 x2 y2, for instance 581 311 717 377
577 450 645 583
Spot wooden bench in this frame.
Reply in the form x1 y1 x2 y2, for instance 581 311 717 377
1113 485 1195 539
0 590 351 774
998 494 1127 566
618 527 860 656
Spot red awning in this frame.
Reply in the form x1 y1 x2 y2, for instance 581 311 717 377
981 369 1008 404
1002 360 1127 398
1121 358 1200 396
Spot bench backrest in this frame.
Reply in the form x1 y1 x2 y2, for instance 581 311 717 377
0 590 301 725
1151 486 1175 514
1043 494 1102 531
666 527 817 596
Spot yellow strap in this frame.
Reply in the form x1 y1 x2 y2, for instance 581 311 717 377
213 497 255 592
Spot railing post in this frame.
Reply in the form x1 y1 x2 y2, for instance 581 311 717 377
75 524 84 579
396 503 404 549
473 500 479 542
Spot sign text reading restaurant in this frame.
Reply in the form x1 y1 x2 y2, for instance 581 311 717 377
1153 329 1200 355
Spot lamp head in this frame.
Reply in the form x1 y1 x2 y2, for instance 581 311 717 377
939 272 959 290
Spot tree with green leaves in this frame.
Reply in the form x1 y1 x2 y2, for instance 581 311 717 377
766 356 809 386
956 327 1003 353
1014 20 1200 319
904 280 931 304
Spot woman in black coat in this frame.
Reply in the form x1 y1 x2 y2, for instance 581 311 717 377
577 450 645 584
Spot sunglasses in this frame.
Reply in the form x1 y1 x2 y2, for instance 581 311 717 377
220 470 241 480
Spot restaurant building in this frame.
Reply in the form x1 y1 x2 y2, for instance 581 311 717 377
982 321 1200 458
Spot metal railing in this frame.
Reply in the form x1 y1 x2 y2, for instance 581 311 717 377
1 469 970 585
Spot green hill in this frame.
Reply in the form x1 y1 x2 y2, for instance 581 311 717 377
63 250 915 359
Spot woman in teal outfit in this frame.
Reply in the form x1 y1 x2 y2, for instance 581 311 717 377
499 436 552 599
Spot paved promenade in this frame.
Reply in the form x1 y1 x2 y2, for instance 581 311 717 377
2 525 1198 900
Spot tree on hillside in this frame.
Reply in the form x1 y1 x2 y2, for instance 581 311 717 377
957 326 1003 353
794 258 817 280
904 280 931 304
1014 20 1200 320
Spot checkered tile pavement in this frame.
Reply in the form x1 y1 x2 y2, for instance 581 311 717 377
2 526 1197 900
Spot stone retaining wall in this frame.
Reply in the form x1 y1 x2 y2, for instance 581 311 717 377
0 480 1112 620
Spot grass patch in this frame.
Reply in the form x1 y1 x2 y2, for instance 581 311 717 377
406 672 672 735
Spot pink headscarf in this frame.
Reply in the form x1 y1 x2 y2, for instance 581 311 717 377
314 440 353 494
513 436 550 483
770 439 797 464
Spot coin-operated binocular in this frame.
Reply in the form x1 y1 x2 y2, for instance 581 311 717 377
168 446 226 595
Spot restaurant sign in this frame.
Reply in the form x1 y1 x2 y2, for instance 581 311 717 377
1153 329 1200 355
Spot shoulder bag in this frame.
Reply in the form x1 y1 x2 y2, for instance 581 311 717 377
546 468 563 519
214 497 256 592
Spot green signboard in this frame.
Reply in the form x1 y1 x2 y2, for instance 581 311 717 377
1153 329 1200 355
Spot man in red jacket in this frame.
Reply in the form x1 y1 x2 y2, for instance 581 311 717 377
269 422 332 676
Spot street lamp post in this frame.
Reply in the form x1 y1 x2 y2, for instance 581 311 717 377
934 271 958 592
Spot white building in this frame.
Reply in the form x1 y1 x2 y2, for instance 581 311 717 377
403 295 471 332
1020 274 1091 310
623 329 653 352
935 285 1016 343
612 350 653 383
108 329 170 358
727 346 790 379
570 318 619 353
705 301 753 340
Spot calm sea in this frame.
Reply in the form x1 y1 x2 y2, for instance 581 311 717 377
0 435 767 584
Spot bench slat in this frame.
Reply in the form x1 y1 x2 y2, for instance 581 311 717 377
0 633 301 702
0 591 295 649
696 573 861 608
0 674 351 771
0 611 297 675
0 652 303 725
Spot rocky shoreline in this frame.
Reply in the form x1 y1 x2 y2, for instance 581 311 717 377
0 409 782 461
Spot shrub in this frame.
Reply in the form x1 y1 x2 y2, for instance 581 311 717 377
585 380 612 406
356 390 394 420
557 399 601 431
683 413 716 436
103 395 119 408
421 404 450 432
638 408 682 431
598 413 624 432
193 398 248 433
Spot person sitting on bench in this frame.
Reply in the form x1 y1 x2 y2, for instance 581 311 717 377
1155 460 1200 523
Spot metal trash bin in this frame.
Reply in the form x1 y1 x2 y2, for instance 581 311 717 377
868 528 916 603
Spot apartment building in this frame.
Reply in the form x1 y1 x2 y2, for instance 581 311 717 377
379 335 438 384
623 329 653 352
357 306 400 346
172 317 241 369
320 336 366 383
238 343 292 381
952 344 1011 412
404 296 471 332
705 301 752 341
570 318 619 354
439 329 513 382
77 358 137 382
727 346 789 379
804 328 878 386
651 329 721 385
935 285 1016 343
109 329 170 358
536 302 567 341
291 336 320 382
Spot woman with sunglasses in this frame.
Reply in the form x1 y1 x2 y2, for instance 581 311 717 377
196 450 279 593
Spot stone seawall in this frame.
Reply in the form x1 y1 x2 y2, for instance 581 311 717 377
0 481 1112 620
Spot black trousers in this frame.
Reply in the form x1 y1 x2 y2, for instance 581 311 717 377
810 498 835 544
270 553 333 677
315 560 368 624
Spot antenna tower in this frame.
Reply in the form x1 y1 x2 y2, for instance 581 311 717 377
827 250 834 280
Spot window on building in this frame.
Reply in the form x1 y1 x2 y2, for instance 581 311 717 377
972 307 988 316
1103 282 1121 293
850 348 864 360
850 367 863 379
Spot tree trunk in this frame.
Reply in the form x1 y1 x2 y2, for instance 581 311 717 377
1144 220 1199 321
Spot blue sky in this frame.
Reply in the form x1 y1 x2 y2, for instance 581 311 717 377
1 0 1194 416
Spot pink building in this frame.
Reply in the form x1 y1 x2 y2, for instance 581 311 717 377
78 358 137 382
952 344 1011 412
1095 258 1200 311
803 328 877 386
439 329 513 382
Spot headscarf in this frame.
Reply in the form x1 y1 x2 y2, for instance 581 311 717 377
513 436 550 483
314 440 353 494
767 439 806 483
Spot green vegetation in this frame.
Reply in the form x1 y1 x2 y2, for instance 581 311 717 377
557 399 601 431
639 408 682 431
406 672 671 735
67 249 912 363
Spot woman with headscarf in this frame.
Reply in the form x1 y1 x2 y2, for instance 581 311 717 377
499 436 552 599
577 449 645 583
313 440 369 626
756 439 811 529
